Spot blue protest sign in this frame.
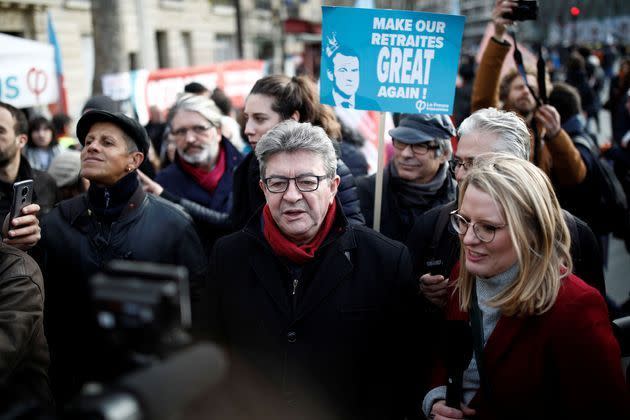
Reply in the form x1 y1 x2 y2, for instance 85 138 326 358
320 6 465 114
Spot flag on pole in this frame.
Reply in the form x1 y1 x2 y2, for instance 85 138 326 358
47 11 68 114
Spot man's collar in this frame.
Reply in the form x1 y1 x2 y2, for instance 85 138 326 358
332 89 355 108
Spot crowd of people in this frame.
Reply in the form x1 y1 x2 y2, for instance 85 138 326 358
1 0 629 418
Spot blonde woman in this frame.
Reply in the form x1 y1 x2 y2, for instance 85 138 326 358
424 154 629 420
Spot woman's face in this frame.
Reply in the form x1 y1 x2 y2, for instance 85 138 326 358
243 94 283 150
31 125 53 148
459 185 518 279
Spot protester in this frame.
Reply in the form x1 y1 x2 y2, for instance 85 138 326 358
548 82 612 258
139 93 243 251
211 87 249 154
564 53 599 137
0 242 52 410
23 116 62 171
39 110 207 404
233 74 364 229
423 154 629 420
407 108 606 308
606 57 630 145
357 114 456 242
0 102 57 252
52 112 79 150
207 120 421 420
472 0 586 188
47 150 88 200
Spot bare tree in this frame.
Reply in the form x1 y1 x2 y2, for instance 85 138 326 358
91 0 128 94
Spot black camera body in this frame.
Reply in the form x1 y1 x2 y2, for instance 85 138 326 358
504 0 538 21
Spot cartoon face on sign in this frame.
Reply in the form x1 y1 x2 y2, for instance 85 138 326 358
325 33 361 109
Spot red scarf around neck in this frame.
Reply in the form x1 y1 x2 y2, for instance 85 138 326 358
178 145 226 194
263 200 338 264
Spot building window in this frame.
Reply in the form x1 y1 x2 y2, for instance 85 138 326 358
182 32 193 66
255 0 271 10
156 31 169 69
214 34 237 62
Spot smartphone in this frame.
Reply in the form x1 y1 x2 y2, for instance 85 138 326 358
9 179 34 222
425 257 444 276
503 0 538 22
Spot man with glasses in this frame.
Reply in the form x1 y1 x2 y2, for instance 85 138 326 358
154 93 242 207
407 107 605 310
356 114 457 242
206 120 423 420
143 93 243 251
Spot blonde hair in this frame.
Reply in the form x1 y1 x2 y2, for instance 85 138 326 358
456 153 572 316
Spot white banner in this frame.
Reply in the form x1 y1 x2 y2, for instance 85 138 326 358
0 33 59 108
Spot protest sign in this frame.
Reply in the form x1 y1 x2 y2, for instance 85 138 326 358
0 33 59 108
320 6 465 114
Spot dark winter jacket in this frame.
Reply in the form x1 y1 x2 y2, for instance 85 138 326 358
38 185 207 404
0 242 52 409
554 115 606 236
207 204 423 420
0 157 59 219
357 165 456 242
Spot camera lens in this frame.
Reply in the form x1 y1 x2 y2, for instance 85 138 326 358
21 187 28 196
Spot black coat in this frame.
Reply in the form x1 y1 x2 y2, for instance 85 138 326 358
38 186 207 403
356 166 456 242
207 205 423 420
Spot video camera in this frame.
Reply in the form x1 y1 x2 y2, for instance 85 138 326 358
3 261 227 420
504 0 538 22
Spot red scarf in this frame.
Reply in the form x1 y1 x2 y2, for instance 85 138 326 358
263 200 338 264
178 145 226 194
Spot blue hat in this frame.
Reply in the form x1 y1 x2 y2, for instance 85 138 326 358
389 114 456 144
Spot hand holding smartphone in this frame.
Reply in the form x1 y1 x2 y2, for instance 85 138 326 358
9 179 34 223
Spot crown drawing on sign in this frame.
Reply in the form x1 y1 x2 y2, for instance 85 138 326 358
325 32 339 57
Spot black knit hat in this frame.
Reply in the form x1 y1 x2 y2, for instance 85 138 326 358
76 110 149 156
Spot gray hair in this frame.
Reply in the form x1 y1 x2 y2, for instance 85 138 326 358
436 137 452 158
457 108 530 160
255 120 337 179
168 93 222 128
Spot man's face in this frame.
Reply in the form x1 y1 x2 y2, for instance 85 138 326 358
332 53 360 97
0 107 24 166
453 130 500 183
171 109 221 166
81 122 141 186
505 74 538 116
260 150 340 245
393 140 446 184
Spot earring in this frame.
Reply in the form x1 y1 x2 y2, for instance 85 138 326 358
126 167 132 172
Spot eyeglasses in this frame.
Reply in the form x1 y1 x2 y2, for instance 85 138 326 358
448 157 474 173
171 124 214 138
263 175 328 193
449 210 507 243
392 139 440 155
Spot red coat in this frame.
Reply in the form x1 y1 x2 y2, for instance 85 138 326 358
432 272 630 419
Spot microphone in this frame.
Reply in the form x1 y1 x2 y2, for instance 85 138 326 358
444 320 473 409
69 343 228 420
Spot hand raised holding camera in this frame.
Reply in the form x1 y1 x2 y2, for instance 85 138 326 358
492 0 518 41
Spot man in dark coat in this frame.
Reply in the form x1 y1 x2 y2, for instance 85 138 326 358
0 102 59 251
356 114 457 242
38 110 207 404
207 120 423 420
140 94 242 252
